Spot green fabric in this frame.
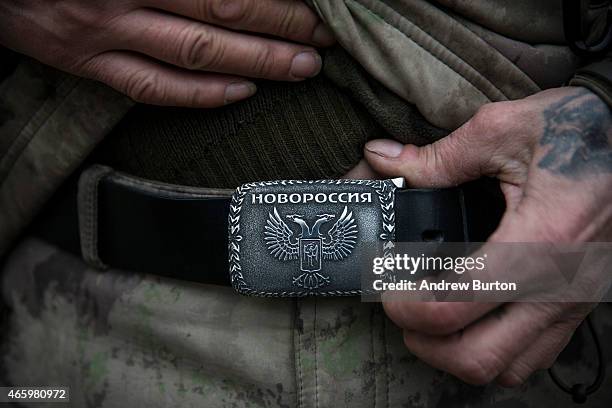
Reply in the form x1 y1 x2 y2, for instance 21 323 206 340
94 71 384 188
322 47 448 145
0 59 133 257
310 0 542 130
94 47 446 188
570 55 612 110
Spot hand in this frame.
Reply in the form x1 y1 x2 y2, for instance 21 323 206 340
360 87 612 386
0 0 334 107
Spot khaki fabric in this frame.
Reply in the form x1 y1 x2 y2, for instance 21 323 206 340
3 238 612 408
94 74 382 188
453 17 580 90
0 60 133 257
571 57 612 109
433 0 566 44
309 0 578 129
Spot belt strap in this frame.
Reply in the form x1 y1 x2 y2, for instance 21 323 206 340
35 166 505 289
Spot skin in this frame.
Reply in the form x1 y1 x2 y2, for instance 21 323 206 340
350 86 612 386
0 0 335 107
2 2 609 388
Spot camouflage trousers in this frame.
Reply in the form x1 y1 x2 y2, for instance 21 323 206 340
2 238 611 408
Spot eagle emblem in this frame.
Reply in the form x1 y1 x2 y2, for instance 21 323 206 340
264 206 358 290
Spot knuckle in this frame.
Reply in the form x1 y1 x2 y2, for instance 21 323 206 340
125 71 164 103
420 304 464 334
455 352 505 385
420 144 442 172
249 45 276 77
50 3 98 54
525 303 573 328
527 302 558 323
474 101 506 120
179 28 222 70
53 1 123 38
54 1 96 30
205 0 250 24
420 144 457 184
48 2 126 70
472 101 513 135
464 101 521 163
74 55 104 79
276 5 306 38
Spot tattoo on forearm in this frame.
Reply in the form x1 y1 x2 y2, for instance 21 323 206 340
538 89 612 178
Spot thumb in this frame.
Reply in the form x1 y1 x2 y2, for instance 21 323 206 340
364 126 493 188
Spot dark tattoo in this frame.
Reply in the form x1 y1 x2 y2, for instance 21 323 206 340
538 89 612 178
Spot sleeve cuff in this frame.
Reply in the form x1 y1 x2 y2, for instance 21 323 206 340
569 58 612 109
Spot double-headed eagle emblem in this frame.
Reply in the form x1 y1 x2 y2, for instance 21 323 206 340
264 206 358 290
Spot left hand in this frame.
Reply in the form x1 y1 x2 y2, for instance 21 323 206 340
0 0 334 107
352 87 612 386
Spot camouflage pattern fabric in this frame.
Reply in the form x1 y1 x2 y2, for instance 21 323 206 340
2 238 611 408
308 0 605 129
1 1 611 408
0 59 133 258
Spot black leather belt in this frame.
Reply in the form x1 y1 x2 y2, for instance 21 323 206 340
34 166 505 297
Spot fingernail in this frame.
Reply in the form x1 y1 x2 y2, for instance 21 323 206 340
311 23 335 46
366 140 404 158
224 82 257 104
290 51 322 79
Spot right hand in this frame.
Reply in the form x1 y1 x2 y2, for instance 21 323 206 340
355 87 612 386
0 0 334 107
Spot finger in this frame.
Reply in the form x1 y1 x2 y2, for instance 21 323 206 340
83 51 256 107
496 320 578 387
364 133 484 189
113 9 322 81
146 0 335 46
383 301 499 336
401 303 555 385
363 102 525 188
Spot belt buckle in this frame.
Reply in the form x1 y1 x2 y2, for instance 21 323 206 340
228 178 404 297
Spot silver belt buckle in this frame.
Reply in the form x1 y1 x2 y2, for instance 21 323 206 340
228 179 404 297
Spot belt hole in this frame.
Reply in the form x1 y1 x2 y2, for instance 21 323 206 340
422 230 444 242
